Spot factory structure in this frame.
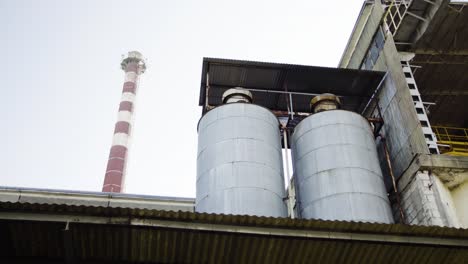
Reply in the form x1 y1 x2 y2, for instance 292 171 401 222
1 0 467 263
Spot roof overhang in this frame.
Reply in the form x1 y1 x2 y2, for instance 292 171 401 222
0 186 195 212
1 188 468 263
199 58 386 116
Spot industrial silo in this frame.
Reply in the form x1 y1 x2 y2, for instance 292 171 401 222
291 94 393 223
196 88 287 217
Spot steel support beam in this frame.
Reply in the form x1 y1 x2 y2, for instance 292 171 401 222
422 90 468 96
406 11 428 22
413 49 468 56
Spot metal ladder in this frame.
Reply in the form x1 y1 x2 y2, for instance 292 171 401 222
400 60 439 154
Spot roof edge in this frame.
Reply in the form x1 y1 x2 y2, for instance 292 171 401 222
1 201 468 247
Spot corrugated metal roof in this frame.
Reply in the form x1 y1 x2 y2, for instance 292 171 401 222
4 220 465 264
199 58 386 115
1 200 468 263
0 186 195 212
2 201 467 239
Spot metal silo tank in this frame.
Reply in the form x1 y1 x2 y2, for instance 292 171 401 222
292 110 394 223
196 103 287 217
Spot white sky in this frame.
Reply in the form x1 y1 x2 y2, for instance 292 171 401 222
1 0 363 198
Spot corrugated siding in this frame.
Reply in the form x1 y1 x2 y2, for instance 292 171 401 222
3 201 468 238
1 202 468 263
3 220 468 263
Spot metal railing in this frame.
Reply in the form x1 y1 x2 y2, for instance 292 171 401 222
433 126 468 156
382 0 412 36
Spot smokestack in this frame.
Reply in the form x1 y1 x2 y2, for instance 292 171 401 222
102 51 146 193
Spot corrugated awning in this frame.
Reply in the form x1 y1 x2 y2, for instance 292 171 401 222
1 199 467 263
199 58 386 115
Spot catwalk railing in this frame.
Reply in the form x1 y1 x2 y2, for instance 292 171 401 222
433 126 468 156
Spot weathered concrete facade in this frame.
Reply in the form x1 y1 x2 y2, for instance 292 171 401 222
339 1 468 227
397 155 468 227
340 1 428 180
340 3 384 70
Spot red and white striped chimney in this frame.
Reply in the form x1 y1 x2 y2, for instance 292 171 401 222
102 51 146 193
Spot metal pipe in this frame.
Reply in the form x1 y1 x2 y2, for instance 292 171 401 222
395 42 413 45
205 72 210 109
289 93 294 120
207 85 373 99
422 0 436 5
271 110 310 117
282 127 295 219
361 71 389 116
367 117 383 123
406 11 428 22
380 135 406 224
243 88 323 97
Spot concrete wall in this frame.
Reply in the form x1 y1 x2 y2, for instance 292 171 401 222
339 3 374 68
452 181 468 227
373 36 429 181
435 175 461 227
338 1 468 228
397 154 468 227
398 170 459 227
339 1 429 180
339 2 385 69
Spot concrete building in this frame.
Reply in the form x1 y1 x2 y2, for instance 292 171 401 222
0 1 467 262
339 0 468 228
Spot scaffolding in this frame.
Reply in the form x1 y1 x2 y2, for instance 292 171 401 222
433 126 468 156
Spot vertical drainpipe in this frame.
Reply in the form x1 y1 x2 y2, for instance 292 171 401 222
102 51 146 193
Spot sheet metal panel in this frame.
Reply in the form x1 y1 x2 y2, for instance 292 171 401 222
199 58 386 114
196 103 287 217
292 110 393 223
2 213 468 263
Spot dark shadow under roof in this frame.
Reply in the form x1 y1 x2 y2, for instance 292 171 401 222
405 2 468 127
199 58 386 114
1 200 467 263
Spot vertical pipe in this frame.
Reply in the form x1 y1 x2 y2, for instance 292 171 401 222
283 127 295 219
289 93 294 120
205 72 210 110
102 51 146 193
381 136 406 224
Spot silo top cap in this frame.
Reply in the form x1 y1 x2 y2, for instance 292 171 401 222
222 87 253 104
310 93 341 107
310 93 341 113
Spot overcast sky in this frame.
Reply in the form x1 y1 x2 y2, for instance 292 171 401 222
1 0 363 198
